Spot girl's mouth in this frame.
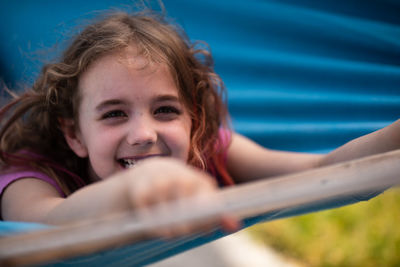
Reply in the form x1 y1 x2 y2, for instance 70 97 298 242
118 158 137 169
118 154 164 169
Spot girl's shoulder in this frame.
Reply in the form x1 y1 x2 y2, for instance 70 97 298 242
206 128 234 187
1 149 86 197
218 127 232 149
0 168 66 198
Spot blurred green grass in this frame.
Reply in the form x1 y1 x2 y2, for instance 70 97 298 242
247 187 400 267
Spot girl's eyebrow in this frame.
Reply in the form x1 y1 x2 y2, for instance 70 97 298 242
95 95 180 111
95 99 127 112
153 95 180 103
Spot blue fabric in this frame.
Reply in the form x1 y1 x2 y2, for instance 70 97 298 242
0 0 399 266
0 0 399 153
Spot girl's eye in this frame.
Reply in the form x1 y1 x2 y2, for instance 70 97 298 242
101 110 127 120
155 106 180 114
154 106 181 119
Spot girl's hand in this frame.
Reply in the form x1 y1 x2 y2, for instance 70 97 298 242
119 157 240 238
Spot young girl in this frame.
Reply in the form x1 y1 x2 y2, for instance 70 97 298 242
0 10 399 237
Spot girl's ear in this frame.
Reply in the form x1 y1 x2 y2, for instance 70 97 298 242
58 118 88 158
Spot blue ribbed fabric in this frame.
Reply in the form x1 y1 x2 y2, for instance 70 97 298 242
0 0 399 265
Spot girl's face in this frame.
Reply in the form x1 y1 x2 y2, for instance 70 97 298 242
68 48 192 181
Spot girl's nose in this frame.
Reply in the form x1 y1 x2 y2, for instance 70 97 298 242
126 116 157 146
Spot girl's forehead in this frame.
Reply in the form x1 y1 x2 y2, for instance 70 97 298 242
78 50 181 101
115 45 154 69
94 48 155 73
80 48 166 85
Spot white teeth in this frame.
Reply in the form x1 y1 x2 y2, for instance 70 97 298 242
122 159 137 169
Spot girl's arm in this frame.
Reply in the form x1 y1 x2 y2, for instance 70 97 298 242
1 158 238 235
227 119 400 183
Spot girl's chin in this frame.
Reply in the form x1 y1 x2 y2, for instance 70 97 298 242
87 166 111 182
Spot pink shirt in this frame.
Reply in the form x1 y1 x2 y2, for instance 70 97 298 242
0 170 66 198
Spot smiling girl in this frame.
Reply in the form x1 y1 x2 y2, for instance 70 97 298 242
0 11 399 236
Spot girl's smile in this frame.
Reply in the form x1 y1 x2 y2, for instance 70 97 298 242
118 154 167 169
68 47 192 182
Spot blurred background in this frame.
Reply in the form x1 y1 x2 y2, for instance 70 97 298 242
1 0 399 266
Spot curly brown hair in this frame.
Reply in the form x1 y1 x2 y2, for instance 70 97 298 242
0 11 233 195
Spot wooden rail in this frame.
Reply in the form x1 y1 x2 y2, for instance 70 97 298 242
1 149 400 266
